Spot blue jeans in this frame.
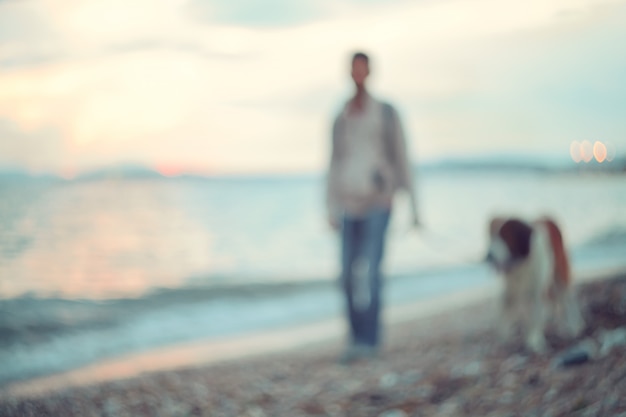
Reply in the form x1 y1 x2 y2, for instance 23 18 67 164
340 208 391 348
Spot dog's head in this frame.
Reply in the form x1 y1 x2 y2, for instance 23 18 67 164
485 217 533 273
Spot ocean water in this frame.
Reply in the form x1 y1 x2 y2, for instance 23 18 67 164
1 169 625 385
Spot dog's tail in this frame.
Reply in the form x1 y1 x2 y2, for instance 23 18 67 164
536 217 571 288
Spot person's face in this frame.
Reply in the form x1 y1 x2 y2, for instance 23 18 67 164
351 58 369 87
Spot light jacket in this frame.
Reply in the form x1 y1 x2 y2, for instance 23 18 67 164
326 94 418 222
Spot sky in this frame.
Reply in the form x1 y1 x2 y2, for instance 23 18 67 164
0 0 625 175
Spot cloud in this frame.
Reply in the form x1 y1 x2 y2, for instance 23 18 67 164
407 2 626 156
0 0 625 173
185 0 413 27
0 0 69 69
0 118 66 170
105 39 258 61
186 0 322 26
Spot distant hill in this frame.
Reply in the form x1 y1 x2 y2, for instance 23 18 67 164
1 153 624 182
0 164 166 182
418 153 626 174
75 164 165 181
0 168 61 182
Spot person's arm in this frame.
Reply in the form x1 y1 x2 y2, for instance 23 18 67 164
326 116 343 230
390 107 419 227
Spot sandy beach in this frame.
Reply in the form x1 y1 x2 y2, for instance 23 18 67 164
1 272 625 417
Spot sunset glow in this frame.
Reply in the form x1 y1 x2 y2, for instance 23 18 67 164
1 0 625 174
155 164 185 178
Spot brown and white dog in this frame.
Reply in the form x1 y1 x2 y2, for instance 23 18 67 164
485 216 585 353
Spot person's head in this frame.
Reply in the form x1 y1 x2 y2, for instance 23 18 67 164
351 52 370 89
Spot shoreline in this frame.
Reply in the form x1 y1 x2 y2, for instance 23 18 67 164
2 265 624 402
0 284 497 400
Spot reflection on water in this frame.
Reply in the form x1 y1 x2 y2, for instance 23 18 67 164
0 177 342 300
1 172 626 300
0 181 214 299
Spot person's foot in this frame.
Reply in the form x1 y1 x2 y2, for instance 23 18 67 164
338 344 378 365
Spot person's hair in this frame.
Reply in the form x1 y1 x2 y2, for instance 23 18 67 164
351 51 370 66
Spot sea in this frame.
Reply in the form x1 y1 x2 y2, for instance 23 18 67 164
1 167 625 386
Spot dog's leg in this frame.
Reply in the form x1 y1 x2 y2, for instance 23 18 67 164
525 287 549 354
497 288 516 343
523 222 554 354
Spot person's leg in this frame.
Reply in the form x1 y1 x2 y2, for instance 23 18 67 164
340 215 366 345
361 207 391 348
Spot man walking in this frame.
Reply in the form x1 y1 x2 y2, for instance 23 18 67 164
326 51 419 363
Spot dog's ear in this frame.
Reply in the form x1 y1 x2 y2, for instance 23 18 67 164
489 217 505 236
499 219 532 260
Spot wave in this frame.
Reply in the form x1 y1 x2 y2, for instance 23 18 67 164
0 279 341 385
0 279 331 347
0 265 460 347
0 264 494 385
